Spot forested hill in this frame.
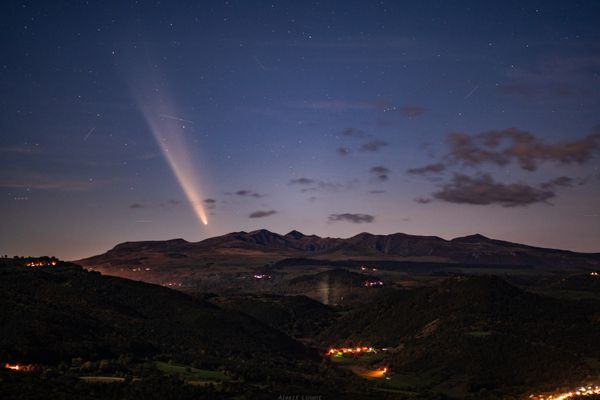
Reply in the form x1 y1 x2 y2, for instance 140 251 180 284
0 258 311 365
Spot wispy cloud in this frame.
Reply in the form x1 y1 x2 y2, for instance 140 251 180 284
398 105 426 117
360 139 389 152
370 166 390 182
290 177 353 192
328 213 375 223
299 100 381 113
289 178 315 185
446 128 600 171
0 171 100 191
340 127 367 138
249 210 277 218
407 163 446 175
233 190 265 198
0 144 40 154
414 197 432 204
337 146 352 156
204 198 217 210
498 54 600 99
432 174 556 207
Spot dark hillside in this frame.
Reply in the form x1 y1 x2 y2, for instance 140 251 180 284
321 276 600 393
0 259 311 365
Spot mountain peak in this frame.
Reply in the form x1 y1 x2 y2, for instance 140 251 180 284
285 230 305 240
452 233 491 243
248 229 278 236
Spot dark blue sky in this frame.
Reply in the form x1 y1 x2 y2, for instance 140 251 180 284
2 1 599 259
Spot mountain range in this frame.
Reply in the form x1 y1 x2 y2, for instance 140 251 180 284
78 229 600 276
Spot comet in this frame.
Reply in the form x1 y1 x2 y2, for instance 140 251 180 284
136 97 209 226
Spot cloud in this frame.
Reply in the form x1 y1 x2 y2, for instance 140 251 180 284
497 54 600 99
249 210 277 218
540 176 573 189
290 178 315 185
340 127 367 138
370 166 390 181
415 197 432 204
0 144 40 154
398 105 426 117
446 128 600 171
128 203 145 209
407 163 446 175
204 198 217 210
408 127 599 206
290 177 353 192
446 132 508 166
335 127 390 155
300 100 381 112
497 84 539 97
0 171 100 191
328 213 375 223
159 199 181 209
369 189 386 194
337 147 352 156
235 190 265 198
432 173 556 207
360 139 389 152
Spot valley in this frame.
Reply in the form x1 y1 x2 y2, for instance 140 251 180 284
3 231 600 399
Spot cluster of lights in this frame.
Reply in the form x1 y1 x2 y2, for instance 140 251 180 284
364 280 384 287
360 266 378 272
4 363 31 371
162 282 182 287
590 272 599 277
25 261 57 267
327 346 376 356
253 274 271 280
358 366 390 379
366 367 388 378
530 385 600 400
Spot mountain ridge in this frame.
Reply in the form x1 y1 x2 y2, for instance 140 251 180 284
102 230 599 255
76 229 600 283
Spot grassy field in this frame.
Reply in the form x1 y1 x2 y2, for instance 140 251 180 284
79 376 125 383
381 373 433 390
154 361 230 384
328 352 464 396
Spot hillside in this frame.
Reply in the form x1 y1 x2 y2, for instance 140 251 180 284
209 294 336 340
320 276 600 395
0 258 311 365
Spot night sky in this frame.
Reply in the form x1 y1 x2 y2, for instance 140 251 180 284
2 1 600 260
